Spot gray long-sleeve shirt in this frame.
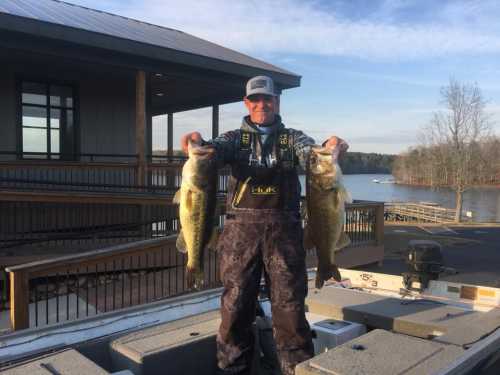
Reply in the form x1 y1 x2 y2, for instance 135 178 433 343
207 115 316 170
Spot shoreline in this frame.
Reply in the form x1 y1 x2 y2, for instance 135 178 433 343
386 221 500 227
393 181 500 189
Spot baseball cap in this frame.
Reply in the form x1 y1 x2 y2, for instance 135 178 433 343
246 76 277 97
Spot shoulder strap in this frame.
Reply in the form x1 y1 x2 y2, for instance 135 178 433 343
237 130 253 162
240 130 251 150
277 129 295 168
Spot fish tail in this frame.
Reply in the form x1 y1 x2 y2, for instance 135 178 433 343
315 273 325 289
186 266 204 290
315 264 342 289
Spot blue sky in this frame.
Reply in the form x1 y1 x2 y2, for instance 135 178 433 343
70 0 500 154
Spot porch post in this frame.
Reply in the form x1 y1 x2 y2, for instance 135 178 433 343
376 203 385 246
9 270 29 331
212 105 219 139
136 70 147 186
167 113 173 157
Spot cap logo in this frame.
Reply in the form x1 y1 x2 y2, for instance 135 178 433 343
251 79 268 90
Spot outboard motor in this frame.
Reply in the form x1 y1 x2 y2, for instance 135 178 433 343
402 240 444 291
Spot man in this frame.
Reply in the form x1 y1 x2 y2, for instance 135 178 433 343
181 76 347 375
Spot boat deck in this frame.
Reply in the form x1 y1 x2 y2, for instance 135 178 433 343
0 270 499 374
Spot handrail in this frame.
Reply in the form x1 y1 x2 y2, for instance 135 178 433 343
6 237 182 331
6 237 172 275
5 200 385 331
0 151 188 163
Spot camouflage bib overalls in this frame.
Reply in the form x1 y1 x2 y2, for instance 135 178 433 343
216 128 314 375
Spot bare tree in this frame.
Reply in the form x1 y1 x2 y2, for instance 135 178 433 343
423 79 492 222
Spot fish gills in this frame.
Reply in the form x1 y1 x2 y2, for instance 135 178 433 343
305 146 352 289
173 142 217 289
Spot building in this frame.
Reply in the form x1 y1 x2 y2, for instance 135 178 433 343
0 0 384 331
0 0 301 254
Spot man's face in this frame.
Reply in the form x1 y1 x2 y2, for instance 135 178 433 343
244 94 278 126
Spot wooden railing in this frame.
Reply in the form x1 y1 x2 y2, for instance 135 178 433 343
345 201 384 246
0 158 230 195
3 201 384 331
5 237 220 331
0 159 141 192
385 202 457 223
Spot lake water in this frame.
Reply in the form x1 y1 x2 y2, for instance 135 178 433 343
299 174 500 223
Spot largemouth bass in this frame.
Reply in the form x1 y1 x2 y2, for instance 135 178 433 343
304 145 352 289
173 141 218 288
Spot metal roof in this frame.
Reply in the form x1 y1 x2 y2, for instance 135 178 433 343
0 0 299 82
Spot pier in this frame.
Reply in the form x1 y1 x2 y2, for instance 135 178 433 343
385 202 458 223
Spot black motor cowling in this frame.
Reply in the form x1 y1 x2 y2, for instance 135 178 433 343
403 240 444 291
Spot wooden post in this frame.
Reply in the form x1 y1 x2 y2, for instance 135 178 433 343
212 105 219 139
375 203 385 246
167 113 173 157
136 70 147 186
9 271 29 331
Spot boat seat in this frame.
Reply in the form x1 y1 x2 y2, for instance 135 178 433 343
306 286 482 339
109 310 221 375
0 349 109 375
296 329 464 375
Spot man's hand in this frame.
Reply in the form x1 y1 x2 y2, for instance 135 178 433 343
323 136 349 155
180 132 204 155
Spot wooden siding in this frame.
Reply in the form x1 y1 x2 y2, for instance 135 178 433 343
79 71 137 156
0 67 16 157
0 57 139 160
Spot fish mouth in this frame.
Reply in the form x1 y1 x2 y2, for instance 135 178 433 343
311 145 341 163
189 145 216 159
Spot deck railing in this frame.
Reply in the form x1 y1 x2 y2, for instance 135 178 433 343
345 201 384 245
0 152 384 331
0 154 229 194
2 201 384 331
5 237 220 331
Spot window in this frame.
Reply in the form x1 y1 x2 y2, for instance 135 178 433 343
21 81 76 159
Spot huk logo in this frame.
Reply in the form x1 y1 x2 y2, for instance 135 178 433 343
251 185 278 195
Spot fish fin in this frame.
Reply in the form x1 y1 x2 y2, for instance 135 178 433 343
206 226 220 252
186 266 204 290
315 273 325 289
335 232 351 251
172 189 181 204
338 186 352 204
315 264 342 289
303 224 315 251
186 252 205 290
176 230 187 253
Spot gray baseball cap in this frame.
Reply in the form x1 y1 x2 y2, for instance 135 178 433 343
245 75 278 97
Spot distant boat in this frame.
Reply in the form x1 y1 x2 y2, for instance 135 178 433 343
372 178 394 184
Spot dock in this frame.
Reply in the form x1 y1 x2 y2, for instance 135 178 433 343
385 202 458 223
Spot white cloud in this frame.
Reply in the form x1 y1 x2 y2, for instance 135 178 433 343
70 0 500 61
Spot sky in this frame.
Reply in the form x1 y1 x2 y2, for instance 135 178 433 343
69 0 500 154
